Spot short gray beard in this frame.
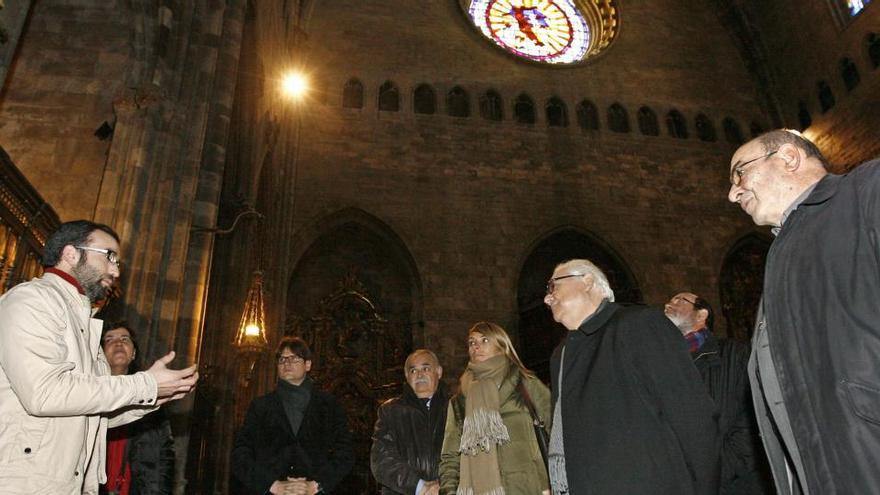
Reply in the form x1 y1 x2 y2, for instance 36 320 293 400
72 257 109 303
666 313 691 335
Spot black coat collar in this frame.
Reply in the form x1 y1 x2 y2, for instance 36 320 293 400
800 172 840 206
575 301 620 336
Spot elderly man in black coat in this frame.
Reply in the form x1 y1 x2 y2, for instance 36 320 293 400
543 259 720 495
232 337 354 495
728 129 880 494
370 349 448 495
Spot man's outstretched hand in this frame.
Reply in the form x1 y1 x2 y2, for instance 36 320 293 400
146 351 199 405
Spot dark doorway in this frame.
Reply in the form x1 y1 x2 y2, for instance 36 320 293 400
284 219 421 494
719 233 771 341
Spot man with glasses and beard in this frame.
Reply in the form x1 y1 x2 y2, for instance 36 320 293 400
727 129 880 494
0 220 199 494
664 292 771 494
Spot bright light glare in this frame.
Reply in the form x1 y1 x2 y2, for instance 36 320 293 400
244 324 261 336
281 72 308 99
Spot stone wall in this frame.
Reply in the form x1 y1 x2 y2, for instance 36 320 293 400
201 0 768 392
744 0 880 168
0 0 130 220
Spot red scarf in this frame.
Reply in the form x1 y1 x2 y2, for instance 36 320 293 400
104 426 131 495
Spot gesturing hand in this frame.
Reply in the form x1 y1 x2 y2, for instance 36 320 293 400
145 351 199 405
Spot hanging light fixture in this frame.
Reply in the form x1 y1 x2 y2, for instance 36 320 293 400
234 270 269 351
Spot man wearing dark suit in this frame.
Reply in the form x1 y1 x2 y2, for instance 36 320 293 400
543 259 720 495
232 337 354 495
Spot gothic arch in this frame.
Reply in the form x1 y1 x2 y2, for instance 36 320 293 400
515 227 641 381
284 208 423 494
719 232 771 341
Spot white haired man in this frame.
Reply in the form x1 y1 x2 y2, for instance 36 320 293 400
543 259 720 495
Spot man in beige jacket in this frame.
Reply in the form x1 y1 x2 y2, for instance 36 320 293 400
0 220 199 494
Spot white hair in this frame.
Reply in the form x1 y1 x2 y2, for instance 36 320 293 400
554 259 615 302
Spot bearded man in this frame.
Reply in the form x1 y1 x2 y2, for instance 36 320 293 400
0 220 198 494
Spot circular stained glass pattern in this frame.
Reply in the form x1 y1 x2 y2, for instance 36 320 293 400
468 0 591 64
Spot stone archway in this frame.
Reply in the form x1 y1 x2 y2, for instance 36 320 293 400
719 233 771 341
284 218 421 495
516 228 641 382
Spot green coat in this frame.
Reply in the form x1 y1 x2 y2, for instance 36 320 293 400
439 372 551 495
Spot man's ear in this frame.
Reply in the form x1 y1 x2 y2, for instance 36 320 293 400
304 360 312 373
436 366 443 380
60 244 80 266
696 308 709 326
778 143 800 172
582 274 595 292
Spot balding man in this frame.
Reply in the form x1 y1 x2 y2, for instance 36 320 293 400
665 292 771 494
543 259 720 495
371 349 448 495
727 129 880 494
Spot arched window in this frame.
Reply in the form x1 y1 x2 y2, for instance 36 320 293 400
378 81 399 112
607 103 630 133
750 122 765 138
514 94 536 124
480 90 503 121
447 86 470 118
817 80 835 113
695 114 716 142
666 110 688 139
798 100 812 130
868 33 880 68
546 97 568 127
723 117 744 146
637 107 659 136
840 58 860 91
576 100 600 130
413 84 435 114
343 78 364 109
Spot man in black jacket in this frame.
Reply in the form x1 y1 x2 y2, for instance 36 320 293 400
665 292 773 495
543 259 720 495
232 337 354 495
728 129 880 494
370 349 448 495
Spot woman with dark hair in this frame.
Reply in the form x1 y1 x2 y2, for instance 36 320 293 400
439 322 551 495
100 323 175 495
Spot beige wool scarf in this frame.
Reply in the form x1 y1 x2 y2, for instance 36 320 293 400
457 355 512 495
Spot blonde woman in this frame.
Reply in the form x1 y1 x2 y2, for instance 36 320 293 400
439 322 551 495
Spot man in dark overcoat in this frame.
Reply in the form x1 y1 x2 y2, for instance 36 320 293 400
665 292 772 494
543 259 720 495
370 349 448 495
727 129 880 494
232 337 354 495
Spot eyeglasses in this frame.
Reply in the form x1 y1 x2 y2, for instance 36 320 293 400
277 355 305 365
76 246 121 266
730 150 777 186
545 273 583 295
671 295 697 306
